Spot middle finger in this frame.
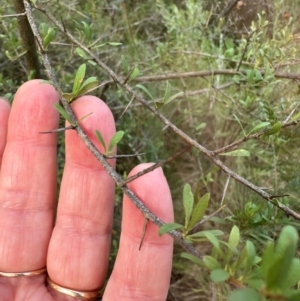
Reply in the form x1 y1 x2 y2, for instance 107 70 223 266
47 96 116 291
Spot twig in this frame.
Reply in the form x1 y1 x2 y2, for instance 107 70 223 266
39 125 74 133
104 153 146 159
129 70 300 82
121 146 191 185
221 176 230 206
236 29 256 72
139 218 149 250
190 205 227 234
0 12 26 18
36 1 300 221
152 82 235 103
212 118 300 156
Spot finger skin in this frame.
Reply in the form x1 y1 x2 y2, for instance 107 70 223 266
0 98 10 167
0 80 59 271
103 164 174 301
47 96 116 291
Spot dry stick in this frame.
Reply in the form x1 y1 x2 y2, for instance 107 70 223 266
23 0 203 259
236 29 257 72
152 82 235 103
38 3 300 221
123 70 300 82
212 119 300 156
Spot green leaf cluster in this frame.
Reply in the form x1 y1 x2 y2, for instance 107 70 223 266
39 23 56 50
95 130 125 156
159 184 212 238
62 63 98 103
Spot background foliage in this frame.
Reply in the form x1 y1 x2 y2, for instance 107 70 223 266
1 0 300 300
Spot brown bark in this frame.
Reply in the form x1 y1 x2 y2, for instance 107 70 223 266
13 0 41 78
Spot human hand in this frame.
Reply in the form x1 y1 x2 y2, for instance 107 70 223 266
0 80 174 301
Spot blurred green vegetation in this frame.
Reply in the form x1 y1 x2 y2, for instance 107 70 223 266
1 0 300 300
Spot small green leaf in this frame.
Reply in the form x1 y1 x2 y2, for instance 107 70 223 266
246 69 255 82
255 70 263 81
43 28 56 49
264 226 298 290
77 77 98 96
187 229 224 238
3 93 12 102
187 193 210 231
233 114 246 136
80 77 98 88
291 112 300 121
92 42 122 49
91 42 107 49
233 245 247 271
261 241 275 280
264 121 282 136
220 149 250 157
135 84 154 100
128 67 140 83
81 21 91 41
224 226 240 264
227 288 262 301
247 122 270 135
183 184 194 229
121 55 129 73
163 81 172 103
228 225 240 248
245 277 264 291
281 258 300 288
75 47 88 59
95 130 106 153
40 79 53 85
159 223 184 236
181 252 204 266
164 91 184 105
53 103 72 124
87 60 96 66
204 232 222 254
154 101 164 109
220 241 238 254
30 0 37 7
203 256 221 270
210 268 230 283
73 64 86 94
245 240 256 270
108 131 124 153
108 42 122 46
62 92 75 102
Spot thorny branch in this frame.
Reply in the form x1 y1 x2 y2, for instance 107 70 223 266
23 0 203 259
23 0 300 262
